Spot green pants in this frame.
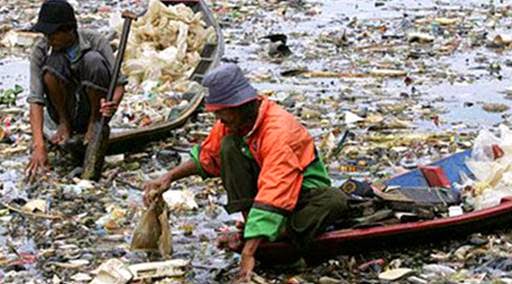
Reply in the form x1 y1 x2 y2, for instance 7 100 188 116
220 135 348 248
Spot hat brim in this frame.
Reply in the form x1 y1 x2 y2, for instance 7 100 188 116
31 21 62 35
205 96 258 112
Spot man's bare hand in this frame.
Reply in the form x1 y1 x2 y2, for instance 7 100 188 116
99 98 118 117
237 253 255 283
235 238 262 283
142 173 172 206
25 145 49 182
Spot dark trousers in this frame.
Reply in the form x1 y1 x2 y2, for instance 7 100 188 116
220 135 348 248
43 50 111 133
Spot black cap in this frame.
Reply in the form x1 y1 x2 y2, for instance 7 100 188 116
32 0 77 35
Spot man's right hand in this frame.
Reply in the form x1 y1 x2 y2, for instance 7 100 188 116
25 145 49 182
142 173 172 206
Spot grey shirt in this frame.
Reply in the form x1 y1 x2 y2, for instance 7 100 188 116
28 29 127 105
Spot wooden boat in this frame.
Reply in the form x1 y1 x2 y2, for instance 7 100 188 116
43 0 224 154
248 150 512 264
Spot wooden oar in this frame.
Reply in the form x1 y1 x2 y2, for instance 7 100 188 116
82 11 137 181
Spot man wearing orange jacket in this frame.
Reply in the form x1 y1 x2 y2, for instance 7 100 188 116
143 63 348 281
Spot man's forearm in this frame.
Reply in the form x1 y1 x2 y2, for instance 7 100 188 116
242 238 262 257
164 160 199 183
29 103 45 148
112 85 124 105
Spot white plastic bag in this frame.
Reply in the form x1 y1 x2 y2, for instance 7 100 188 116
465 125 512 209
473 184 512 210
470 129 500 162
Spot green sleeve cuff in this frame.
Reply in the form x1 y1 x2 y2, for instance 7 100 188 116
189 145 208 179
243 208 286 242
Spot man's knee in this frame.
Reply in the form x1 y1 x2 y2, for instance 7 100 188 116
326 189 349 213
82 52 108 73
80 51 110 87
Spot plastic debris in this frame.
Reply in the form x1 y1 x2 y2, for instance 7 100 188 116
482 103 509 113
21 199 47 213
492 34 512 48
128 259 189 280
422 264 456 276
369 69 407 77
407 32 434 43
378 268 414 281
91 258 132 284
105 154 125 165
1 30 40 47
162 189 198 210
344 111 364 125
131 198 172 257
448 205 463 217
70 272 92 282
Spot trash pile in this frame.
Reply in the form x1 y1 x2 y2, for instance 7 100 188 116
462 124 512 210
112 0 216 129
265 231 512 283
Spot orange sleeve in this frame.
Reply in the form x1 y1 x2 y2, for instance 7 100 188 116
254 134 304 213
197 121 226 177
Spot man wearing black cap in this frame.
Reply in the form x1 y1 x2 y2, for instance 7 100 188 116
26 0 127 178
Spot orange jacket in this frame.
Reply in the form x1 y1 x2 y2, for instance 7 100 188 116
197 96 317 212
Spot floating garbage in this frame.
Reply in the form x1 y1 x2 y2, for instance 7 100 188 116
162 189 198 210
90 258 189 283
491 34 512 48
0 126 5 141
433 17 459 26
422 264 456 276
407 32 435 43
129 259 189 280
369 68 407 77
1 0 512 283
378 268 414 281
482 103 509 113
90 258 132 284
0 30 40 47
71 272 93 282
21 199 47 213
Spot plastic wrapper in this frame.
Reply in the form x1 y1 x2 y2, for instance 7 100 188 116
130 198 172 257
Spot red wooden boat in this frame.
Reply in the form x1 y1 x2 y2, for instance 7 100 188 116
241 150 512 263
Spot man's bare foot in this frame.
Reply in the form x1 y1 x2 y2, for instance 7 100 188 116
51 123 71 145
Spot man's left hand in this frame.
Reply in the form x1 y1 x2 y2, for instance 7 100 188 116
100 98 118 117
236 238 262 283
238 253 255 282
